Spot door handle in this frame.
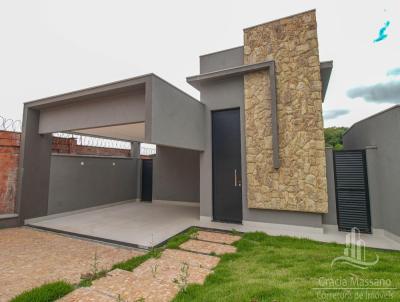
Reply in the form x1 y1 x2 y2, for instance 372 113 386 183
234 169 237 187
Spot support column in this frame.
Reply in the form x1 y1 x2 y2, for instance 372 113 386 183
16 107 52 222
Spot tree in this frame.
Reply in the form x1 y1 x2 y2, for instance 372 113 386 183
324 127 348 150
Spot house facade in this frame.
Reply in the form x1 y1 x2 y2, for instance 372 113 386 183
4 10 342 238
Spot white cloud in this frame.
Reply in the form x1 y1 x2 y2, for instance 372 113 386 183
347 81 400 104
323 109 350 120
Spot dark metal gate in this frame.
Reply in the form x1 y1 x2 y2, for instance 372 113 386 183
333 150 372 233
141 159 153 202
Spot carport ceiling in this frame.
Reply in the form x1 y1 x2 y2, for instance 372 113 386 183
74 123 145 142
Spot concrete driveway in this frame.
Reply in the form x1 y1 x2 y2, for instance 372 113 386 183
0 228 142 302
27 201 200 248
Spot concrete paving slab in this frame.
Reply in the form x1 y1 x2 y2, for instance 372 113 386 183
180 239 236 255
196 230 241 244
28 201 200 248
58 287 117 302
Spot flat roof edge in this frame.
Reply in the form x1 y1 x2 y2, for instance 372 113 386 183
320 60 333 68
187 61 274 88
25 74 154 108
187 60 333 92
344 104 400 136
199 46 244 58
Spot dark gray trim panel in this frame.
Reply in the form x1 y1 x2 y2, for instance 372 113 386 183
187 61 280 169
320 61 333 102
0 216 20 229
187 61 276 88
26 225 149 250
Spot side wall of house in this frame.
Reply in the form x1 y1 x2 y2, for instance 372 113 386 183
153 146 200 203
199 46 323 227
343 106 400 237
150 76 205 151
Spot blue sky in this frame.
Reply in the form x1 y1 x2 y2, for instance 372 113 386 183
0 0 399 127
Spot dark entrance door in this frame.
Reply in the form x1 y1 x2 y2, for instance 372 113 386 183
212 108 243 223
141 159 153 202
333 150 371 233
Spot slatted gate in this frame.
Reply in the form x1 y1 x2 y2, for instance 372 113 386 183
333 150 372 233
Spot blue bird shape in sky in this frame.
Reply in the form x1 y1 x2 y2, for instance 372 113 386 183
373 21 390 43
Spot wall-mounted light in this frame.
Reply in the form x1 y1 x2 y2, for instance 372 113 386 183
80 161 85 166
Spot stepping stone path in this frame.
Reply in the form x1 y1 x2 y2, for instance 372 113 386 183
59 230 240 302
180 239 236 255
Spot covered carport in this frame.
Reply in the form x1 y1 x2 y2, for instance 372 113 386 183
16 74 204 247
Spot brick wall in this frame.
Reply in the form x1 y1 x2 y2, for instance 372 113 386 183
0 131 131 214
0 131 20 214
51 137 131 157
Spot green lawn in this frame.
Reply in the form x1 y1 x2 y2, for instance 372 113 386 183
173 232 400 302
10 282 74 302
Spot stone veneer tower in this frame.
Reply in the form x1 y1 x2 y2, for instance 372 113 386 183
244 10 328 213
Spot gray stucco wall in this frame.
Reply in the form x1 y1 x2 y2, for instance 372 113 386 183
343 106 400 236
153 146 200 203
39 87 146 133
200 46 244 74
365 147 384 229
47 155 139 215
17 108 53 221
150 75 205 151
198 47 323 227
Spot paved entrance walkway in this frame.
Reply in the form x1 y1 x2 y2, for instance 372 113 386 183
59 230 241 302
0 228 142 302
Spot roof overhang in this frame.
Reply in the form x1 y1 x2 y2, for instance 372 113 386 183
24 74 205 151
187 60 333 102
